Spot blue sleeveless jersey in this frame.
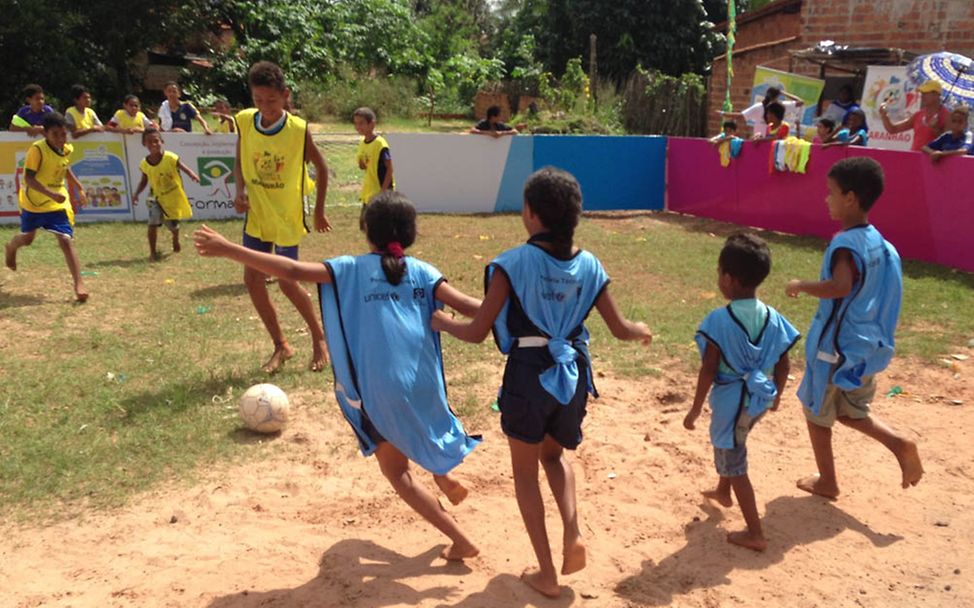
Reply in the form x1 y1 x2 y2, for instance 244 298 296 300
696 305 800 449
489 243 610 405
797 225 902 414
319 254 480 475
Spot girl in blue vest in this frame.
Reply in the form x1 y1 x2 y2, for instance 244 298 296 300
433 167 653 598
193 192 482 561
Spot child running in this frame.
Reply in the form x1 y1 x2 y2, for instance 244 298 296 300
233 61 330 373
193 191 482 561
132 128 199 260
683 232 800 552
4 112 89 301
433 167 653 598
787 157 923 499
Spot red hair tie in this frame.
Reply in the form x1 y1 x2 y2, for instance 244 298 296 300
386 241 405 259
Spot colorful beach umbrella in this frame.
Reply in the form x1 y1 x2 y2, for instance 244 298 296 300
907 52 974 106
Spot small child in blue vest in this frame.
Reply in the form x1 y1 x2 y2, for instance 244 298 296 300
193 192 483 562
786 157 923 499
433 167 652 599
683 232 800 552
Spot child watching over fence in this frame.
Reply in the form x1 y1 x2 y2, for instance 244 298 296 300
212 99 236 133
158 82 212 134
753 102 789 142
470 105 518 138
9 84 54 136
710 120 744 167
107 95 154 133
922 105 972 162
65 85 103 138
824 109 869 148
814 118 837 145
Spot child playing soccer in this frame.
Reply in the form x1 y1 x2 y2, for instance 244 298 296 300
106 95 153 134
65 84 103 138
132 128 199 260
233 61 331 373
4 112 89 301
9 84 54 136
683 232 800 552
787 157 923 499
433 167 653 598
353 107 394 227
193 191 482 561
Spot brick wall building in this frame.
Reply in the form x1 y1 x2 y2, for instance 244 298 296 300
707 0 974 134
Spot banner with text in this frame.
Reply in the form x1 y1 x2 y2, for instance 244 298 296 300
752 66 825 133
861 65 919 151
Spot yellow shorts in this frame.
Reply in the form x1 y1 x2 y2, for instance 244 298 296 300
804 375 876 428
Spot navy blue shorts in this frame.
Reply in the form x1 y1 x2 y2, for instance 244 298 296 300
498 350 589 449
242 232 298 260
20 209 73 237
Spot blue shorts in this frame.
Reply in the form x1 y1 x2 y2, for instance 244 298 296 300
242 232 298 260
20 209 73 238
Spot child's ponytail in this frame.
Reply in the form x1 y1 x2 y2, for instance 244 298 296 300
364 191 418 286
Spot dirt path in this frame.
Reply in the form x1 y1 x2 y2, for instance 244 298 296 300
2 354 972 608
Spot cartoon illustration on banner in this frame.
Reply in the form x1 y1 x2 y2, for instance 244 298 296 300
70 142 131 215
862 66 919 151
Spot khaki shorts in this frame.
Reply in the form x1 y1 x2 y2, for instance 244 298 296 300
804 375 876 428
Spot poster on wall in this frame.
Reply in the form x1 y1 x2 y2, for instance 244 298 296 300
125 133 240 222
861 65 919 151
752 66 826 134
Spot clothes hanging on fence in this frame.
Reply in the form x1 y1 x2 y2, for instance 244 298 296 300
770 137 811 174
718 137 744 167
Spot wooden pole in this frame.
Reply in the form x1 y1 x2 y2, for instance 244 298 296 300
589 34 598 109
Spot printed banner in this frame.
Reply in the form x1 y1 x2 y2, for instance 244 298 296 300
861 65 919 151
752 66 826 133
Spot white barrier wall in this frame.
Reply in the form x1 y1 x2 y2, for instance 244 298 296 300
0 132 241 225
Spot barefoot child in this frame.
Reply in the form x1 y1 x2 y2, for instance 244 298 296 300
4 112 89 301
683 233 799 552
433 167 653 598
233 61 331 373
132 128 199 260
787 157 923 499
194 191 482 561
353 107 394 229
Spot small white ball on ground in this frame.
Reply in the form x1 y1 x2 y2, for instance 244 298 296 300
239 383 290 433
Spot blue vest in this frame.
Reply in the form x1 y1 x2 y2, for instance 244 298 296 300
797 225 902 414
319 254 480 475
489 241 609 405
696 305 800 449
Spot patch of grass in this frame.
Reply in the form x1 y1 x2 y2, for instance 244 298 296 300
1 204 970 521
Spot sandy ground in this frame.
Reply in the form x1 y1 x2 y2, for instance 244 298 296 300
2 352 972 608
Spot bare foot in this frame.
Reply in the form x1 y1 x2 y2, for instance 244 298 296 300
796 474 839 500
150 251 162 262
702 489 733 507
261 342 295 373
440 540 479 561
520 568 560 598
897 440 923 489
309 339 329 372
5 242 16 270
172 240 181 253
75 285 89 303
727 530 767 552
561 538 586 575
434 475 469 506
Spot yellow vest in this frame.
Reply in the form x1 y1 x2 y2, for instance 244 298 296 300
112 109 148 130
236 108 310 246
357 135 394 203
216 116 235 134
19 139 74 224
66 106 99 131
139 151 193 220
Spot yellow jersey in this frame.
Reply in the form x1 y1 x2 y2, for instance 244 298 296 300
112 109 149 130
236 108 310 247
139 151 193 220
215 116 236 134
66 106 100 131
19 139 75 224
357 135 394 203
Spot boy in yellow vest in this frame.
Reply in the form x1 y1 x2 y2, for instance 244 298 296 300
353 107 394 228
65 84 103 138
4 112 90 302
132 128 199 260
232 61 331 373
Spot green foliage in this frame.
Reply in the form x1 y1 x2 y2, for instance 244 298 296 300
622 66 708 136
300 76 421 122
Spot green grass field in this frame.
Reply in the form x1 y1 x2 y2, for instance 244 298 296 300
2 195 972 523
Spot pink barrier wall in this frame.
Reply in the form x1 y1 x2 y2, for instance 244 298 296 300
667 137 974 273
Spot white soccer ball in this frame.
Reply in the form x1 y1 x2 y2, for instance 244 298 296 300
238 383 290 433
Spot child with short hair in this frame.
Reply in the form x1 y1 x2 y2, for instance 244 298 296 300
233 60 331 373
814 118 837 145
922 105 972 161
158 82 212 134
9 84 53 136
212 99 236 133
193 191 482 561
106 95 153 133
433 167 653 598
753 102 789 142
4 112 89 301
710 120 744 167
65 85 103 138
353 107 394 225
825 109 869 147
132 128 199 260
470 105 518 138
709 120 739 145
683 232 799 552
786 157 923 499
